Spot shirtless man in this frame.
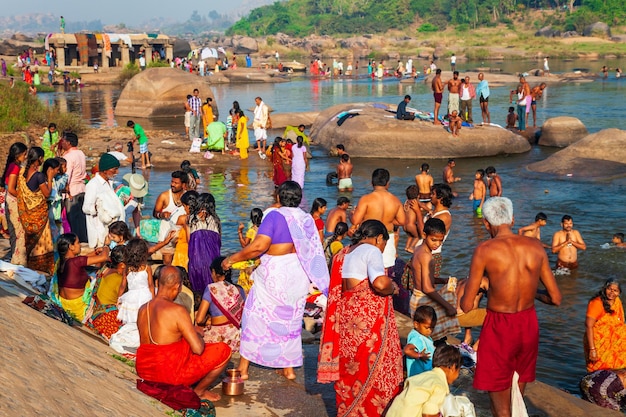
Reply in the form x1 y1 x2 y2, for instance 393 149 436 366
337 153 353 192
136 266 231 402
153 171 189 264
351 168 405 269
485 166 502 197
530 83 546 127
447 71 462 116
432 69 444 125
518 212 549 248
461 197 561 417
551 215 586 271
415 163 434 210
325 196 350 236
443 159 461 185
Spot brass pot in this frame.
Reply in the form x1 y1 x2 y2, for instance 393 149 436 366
222 369 244 396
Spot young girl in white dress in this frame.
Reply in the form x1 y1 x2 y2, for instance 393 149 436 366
117 238 154 324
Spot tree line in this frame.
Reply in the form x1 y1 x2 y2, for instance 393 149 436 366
225 0 624 36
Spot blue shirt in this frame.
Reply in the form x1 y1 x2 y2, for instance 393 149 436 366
406 329 435 377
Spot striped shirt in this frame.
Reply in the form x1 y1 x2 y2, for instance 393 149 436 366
188 96 202 115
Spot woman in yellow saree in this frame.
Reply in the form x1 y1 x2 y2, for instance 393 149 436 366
235 109 249 160
202 97 215 137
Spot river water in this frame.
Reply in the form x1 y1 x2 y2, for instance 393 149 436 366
39 59 626 395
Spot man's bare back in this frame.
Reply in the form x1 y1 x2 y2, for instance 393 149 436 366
337 160 353 179
352 189 404 232
432 75 443 93
416 172 433 195
325 206 347 235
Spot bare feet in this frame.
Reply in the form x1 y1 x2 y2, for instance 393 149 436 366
197 389 221 401
275 369 297 380
434 121 442 125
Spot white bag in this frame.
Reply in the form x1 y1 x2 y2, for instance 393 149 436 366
189 137 202 153
441 393 476 417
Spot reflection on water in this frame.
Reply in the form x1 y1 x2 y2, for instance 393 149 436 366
115 144 626 395
39 59 626 395
40 59 625 134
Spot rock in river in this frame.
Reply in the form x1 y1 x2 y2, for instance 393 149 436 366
528 128 626 178
310 103 531 159
115 68 215 118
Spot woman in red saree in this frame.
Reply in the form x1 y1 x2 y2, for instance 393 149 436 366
585 279 626 372
318 220 403 416
271 137 290 187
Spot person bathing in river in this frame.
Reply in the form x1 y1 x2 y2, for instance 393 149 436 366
551 215 586 272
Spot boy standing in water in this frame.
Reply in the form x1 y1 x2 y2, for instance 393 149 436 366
127 120 152 169
469 169 486 217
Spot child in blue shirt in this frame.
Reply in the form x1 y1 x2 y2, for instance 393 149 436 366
405 305 437 377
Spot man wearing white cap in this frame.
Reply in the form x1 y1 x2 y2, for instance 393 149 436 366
83 153 125 248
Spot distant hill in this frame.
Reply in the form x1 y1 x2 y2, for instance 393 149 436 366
226 0 623 37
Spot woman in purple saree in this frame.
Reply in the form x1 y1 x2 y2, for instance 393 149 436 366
187 193 221 293
222 181 330 380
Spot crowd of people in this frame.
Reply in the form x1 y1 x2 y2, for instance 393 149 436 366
2 118 625 416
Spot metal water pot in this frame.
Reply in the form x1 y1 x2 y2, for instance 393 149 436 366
222 369 245 396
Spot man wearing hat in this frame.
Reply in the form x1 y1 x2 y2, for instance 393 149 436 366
83 154 125 248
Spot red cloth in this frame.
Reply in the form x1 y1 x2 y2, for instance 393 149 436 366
474 307 538 392
136 339 231 386
314 218 324 233
317 247 403 416
271 149 289 187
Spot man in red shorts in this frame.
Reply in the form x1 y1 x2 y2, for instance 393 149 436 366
460 197 561 417
136 266 231 401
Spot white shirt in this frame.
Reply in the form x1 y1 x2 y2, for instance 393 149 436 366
461 85 471 100
341 244 385 284
451 56 456 64
83 173 125 248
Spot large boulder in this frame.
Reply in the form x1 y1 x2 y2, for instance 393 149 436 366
310 103 531 159
583 22 611 38
535 26 556 37
115 68 215 118
538 117 588 147
232 36 258 54
527 129 626 178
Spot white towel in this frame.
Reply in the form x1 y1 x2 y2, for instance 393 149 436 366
511 371 529 417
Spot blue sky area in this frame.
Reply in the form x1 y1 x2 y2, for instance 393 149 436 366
0 0 264 25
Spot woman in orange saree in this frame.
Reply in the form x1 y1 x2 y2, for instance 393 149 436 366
585 279 626 372
318 220 403 416
17 148 57 275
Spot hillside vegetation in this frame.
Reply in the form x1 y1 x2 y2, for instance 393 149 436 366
227 0 626 36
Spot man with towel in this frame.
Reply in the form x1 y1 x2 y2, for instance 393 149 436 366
461 197 562 417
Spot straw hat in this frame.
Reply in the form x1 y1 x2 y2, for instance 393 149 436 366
123 173 148 198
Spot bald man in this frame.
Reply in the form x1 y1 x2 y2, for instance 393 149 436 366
136 266 231 401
